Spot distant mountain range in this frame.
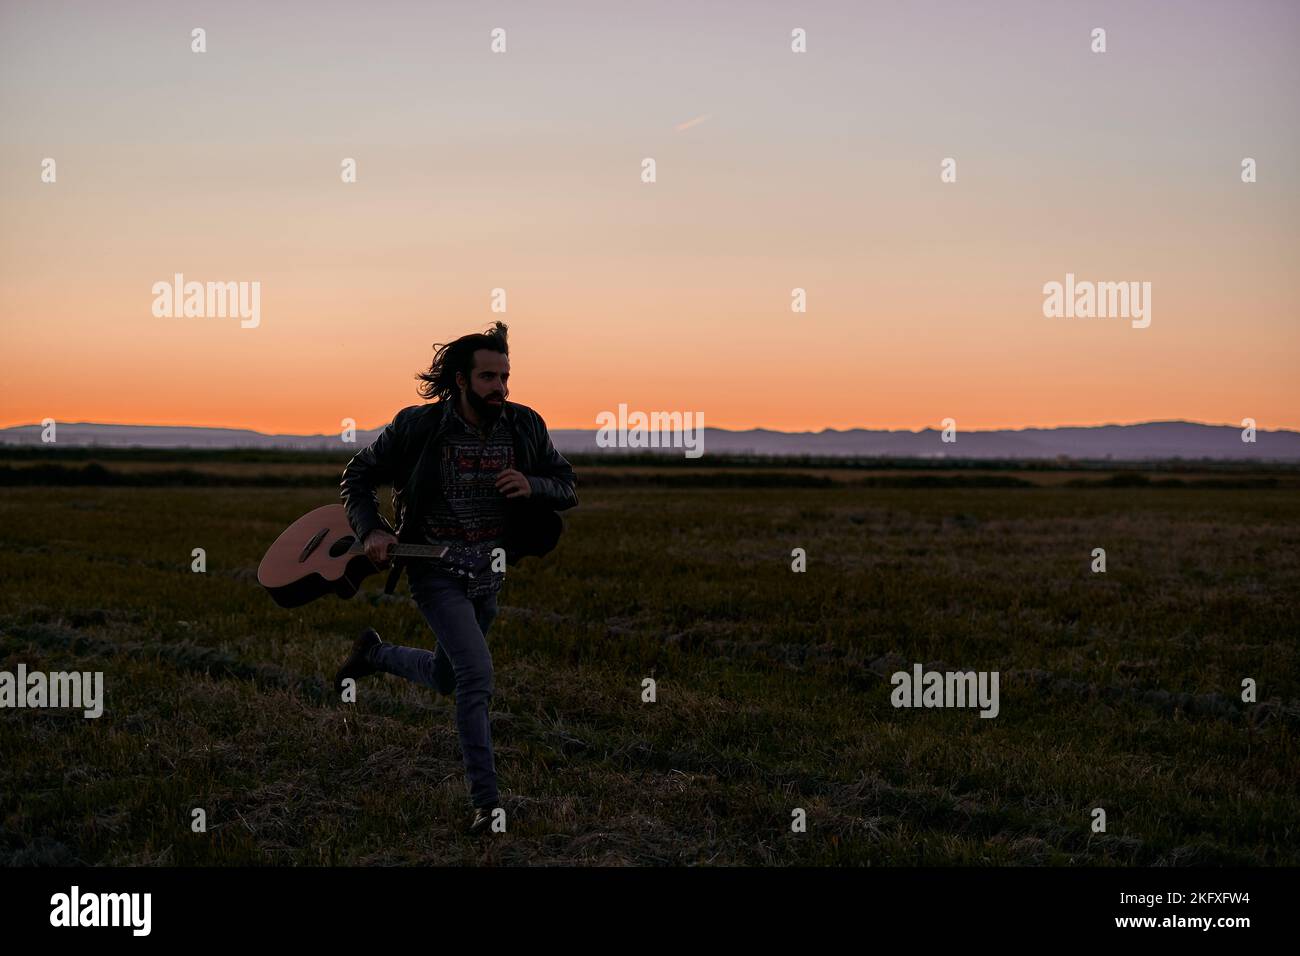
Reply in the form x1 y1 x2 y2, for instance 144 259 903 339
2 419 1297 460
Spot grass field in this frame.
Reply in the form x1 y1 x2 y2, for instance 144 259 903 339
1 458 1297 865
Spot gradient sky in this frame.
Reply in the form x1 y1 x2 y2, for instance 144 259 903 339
2 0 1297 433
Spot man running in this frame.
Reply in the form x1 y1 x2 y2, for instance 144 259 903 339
334 321 577 834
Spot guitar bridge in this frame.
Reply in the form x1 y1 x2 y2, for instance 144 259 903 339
298 527 329 563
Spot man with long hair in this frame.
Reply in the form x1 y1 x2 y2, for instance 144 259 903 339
334 321 577 834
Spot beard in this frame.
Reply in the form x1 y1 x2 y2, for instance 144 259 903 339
465 387 505 425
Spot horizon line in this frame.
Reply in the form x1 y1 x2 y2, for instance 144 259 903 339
0 416 1292 437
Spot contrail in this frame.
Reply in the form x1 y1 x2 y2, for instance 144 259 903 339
674 113 713 132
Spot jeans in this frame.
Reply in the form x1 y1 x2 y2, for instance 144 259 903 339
366 563 500 809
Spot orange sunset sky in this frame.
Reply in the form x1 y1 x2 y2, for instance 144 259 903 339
2 0 1297 434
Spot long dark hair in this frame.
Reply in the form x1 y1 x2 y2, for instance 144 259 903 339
415 321 509 401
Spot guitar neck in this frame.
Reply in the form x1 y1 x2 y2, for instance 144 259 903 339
351 542 448 559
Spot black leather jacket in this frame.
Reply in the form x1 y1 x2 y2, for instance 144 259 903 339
339 399 578 589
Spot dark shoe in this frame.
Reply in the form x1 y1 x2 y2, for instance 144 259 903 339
334 628 382 696
470 802 501 835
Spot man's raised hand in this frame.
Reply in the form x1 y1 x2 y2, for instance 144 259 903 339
495 468 532 499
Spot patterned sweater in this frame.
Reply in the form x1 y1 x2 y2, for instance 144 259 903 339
419 401 514 597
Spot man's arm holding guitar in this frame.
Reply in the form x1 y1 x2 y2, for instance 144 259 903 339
340 409 409 566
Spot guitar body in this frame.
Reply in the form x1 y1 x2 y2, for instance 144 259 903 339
257 504 382 608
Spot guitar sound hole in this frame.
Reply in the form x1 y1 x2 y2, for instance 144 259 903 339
328 535 356 557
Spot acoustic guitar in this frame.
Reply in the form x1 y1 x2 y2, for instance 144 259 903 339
257 504 446 608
